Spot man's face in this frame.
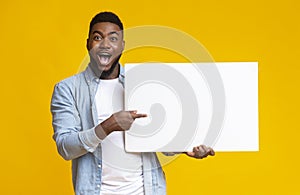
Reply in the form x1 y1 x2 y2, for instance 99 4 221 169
87 22 124 74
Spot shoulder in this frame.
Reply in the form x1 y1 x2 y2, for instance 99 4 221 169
55 71 85 89
52 71 86 99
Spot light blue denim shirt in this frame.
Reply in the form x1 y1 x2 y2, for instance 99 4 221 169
51 65 167 195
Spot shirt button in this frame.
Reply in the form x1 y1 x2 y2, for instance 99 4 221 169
97 185 100 188
98 164 101 168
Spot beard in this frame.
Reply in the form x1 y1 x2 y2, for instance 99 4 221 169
99 54 121 79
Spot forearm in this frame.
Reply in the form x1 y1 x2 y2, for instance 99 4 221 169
56 116 124 160
95 120 111 139
54 127 101 160
95 116 118 139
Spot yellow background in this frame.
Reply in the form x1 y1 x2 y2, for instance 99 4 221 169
1 0 299 194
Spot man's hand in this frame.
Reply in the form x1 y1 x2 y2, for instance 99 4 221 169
95 110 147 139
185 145 215 159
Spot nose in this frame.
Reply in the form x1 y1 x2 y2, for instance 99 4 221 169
99 37 110 49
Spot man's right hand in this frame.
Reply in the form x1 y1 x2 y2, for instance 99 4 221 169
95 111 147 139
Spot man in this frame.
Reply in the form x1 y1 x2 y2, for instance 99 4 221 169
51 11 215 195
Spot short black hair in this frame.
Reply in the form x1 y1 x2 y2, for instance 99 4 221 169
88 11 123 35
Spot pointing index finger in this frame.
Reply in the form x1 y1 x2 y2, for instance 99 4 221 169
130 111 147 119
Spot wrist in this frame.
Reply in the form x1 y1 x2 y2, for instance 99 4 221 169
94 119 113 139
101 119 113 135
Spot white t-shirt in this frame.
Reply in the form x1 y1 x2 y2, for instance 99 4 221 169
95 78 144 195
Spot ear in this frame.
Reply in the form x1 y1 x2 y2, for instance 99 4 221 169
121 40 125 52
86 38 90 51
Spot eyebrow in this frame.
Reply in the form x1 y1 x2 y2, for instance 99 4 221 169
92 30 120 36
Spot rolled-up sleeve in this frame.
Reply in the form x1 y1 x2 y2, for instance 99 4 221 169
51 82 101 160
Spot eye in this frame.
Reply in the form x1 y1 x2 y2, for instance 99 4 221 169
93 35 102 41
110 37 118 42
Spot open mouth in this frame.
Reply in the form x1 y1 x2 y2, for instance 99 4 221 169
97 53 112 66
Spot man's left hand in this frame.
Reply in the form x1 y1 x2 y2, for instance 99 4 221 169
185 145 215 159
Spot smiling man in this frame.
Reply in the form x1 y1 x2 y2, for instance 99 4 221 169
87 18 124 79
51 11 215 195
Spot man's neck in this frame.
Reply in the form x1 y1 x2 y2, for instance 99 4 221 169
100 63 120 79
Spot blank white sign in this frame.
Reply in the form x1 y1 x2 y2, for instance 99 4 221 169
125 62 259 152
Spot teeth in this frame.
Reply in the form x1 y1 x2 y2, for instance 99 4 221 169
99 52 111 56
